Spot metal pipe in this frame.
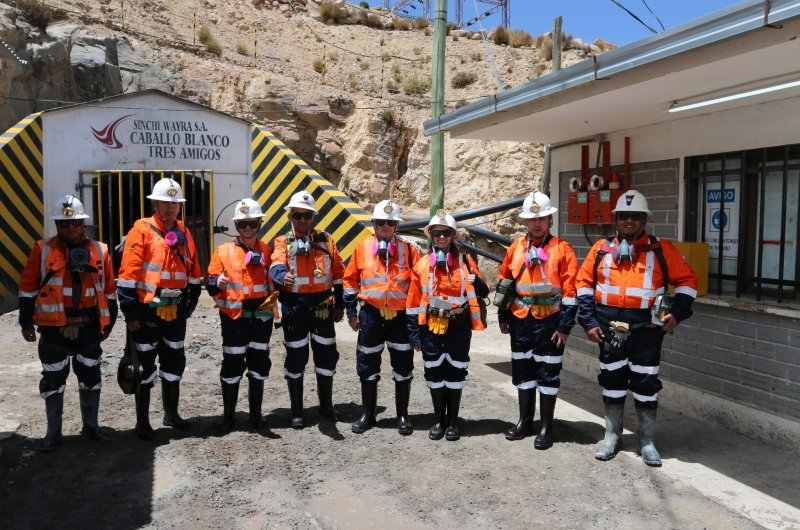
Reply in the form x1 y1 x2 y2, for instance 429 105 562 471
457 240 504 263
462 225 512 246
399 195 524 230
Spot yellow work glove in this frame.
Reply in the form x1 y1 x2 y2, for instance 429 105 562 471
314 306 330 320
429 314 449 335
380 307 397 320
260 292 279 310
157 304 177 322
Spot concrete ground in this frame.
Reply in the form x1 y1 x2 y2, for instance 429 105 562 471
473 346 800 530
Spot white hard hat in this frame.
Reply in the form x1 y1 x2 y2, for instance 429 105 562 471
423 209 458 236
520 191 557 219
284 191 318 213
231 198 265 221
147 178 186 203
372 200 404 222
51 194 90 220
612 189 652 216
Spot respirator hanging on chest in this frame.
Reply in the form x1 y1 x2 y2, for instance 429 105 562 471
245 250 265 266
611 239 637 264
429 249 457 269
290 238 310 256
372 239 396 258
164 229 185 249
524 246 549 267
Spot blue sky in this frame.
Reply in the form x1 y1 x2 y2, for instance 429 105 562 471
370 1 744 46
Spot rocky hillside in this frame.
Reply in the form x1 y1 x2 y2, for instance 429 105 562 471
0 0 606 238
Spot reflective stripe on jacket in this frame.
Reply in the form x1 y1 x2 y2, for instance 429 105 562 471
406 252 486 331
343 235 419 310
576 232 698 309
117 215 202 303
207 239 273 319
18 237 113 331
498 234 578 320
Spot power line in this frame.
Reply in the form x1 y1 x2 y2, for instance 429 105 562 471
608 0 658 34
640 0 665 31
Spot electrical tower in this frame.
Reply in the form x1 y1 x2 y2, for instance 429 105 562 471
384 0 431 20
384 1 509 28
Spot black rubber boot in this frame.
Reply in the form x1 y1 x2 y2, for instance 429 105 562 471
40 393 64 452
395 380 413 436
79 390 110 443
505 388 535 441
595 403 624 461
636 408 662 467
534 393 556 450
161 379 191 430
428 387 446 440
248 379 267 429
316 373 338 421
287 377 305 429
351 380 378 434
216 382 239 434
445 388 463 441
135 385 154 441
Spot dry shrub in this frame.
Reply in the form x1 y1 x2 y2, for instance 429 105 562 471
509 29 533 48
359 60 370 71
328 50 339 62
452 34 459 42
454 99 468 109
386 79 400 94
205 38 222 56
392 64 402 83
236 42 249 56
198 25 212 44
593 38 615 52
347 72 359 90
312 58 326 74
17 0 62 30
402 75 430 96
492 25 509 46
412 46 423 56
536 33 553 61
359 0 369 7
451 71 477 89
424 27 432 36
469 50 482 62
320 1 347 24
392 18 410 31
379 109 395 127
413 17 429 30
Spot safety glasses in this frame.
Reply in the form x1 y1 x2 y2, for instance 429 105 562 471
430 229 453 238
56 219 84 228
617 212 645 222
236 220 260 229
292 212 314 221
374 220 398 227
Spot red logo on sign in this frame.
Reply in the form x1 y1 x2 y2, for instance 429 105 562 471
91 115 133 149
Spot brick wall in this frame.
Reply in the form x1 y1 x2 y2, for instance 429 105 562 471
558 158 800 423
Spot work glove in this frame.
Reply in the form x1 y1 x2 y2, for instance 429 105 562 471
314 305 331 320
380 307 397 320
60 325 81 340
428 314 449 335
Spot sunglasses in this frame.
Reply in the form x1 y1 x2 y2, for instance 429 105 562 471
374 220 398 227
617 212 645 222
56 219 84 228
430 229 453 238
292 212 314 221
236 220 260 229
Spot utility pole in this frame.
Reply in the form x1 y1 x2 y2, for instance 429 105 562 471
429 0 447 217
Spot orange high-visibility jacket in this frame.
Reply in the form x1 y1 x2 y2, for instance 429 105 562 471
269 230 344 294
207 238 274 319
576 232 698 309
343 235 420 311
18 237 114 331
117 215 202 303
498 234 578 320
406 252 486 331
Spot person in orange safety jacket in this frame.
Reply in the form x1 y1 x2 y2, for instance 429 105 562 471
497 192 578 450
576 189 698 467
343 200 420 435
117 178 202 440
269 190 345 429
406 210 488 442
206 198 276 434
18 194 118 451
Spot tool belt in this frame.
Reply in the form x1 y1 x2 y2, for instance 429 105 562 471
597 314 655 330
426 303 467 320
519 295 561 306
241 309 274 321
150 288 183 322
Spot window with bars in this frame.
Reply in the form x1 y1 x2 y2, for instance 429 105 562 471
684 144 799 303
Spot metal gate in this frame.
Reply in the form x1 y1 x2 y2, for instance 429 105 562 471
79 169 214 273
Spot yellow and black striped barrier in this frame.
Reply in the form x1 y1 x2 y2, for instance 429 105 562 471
0 113 43 313
250 124 372 260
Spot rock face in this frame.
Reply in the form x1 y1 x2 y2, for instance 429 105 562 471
0 0 597 243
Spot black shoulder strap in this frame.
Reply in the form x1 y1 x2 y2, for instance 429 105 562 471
649 235 669 290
